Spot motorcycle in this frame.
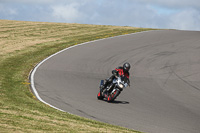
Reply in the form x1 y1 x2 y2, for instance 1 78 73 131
97 75 129 102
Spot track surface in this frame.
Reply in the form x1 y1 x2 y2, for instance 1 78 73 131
33 30 200 133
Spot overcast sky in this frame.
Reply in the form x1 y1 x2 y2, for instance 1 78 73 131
0 0 200 31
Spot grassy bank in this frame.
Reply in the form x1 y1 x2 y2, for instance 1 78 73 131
0 20 153 132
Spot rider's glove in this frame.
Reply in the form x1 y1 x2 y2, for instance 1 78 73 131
112 70 117 74
112 70 119 77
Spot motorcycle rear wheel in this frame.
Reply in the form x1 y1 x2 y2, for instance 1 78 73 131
97 91 104 100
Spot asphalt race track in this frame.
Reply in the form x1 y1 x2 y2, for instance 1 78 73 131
31 30 200 133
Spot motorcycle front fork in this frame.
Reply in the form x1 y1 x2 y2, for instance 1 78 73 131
106 83 114 92
102 84 113 98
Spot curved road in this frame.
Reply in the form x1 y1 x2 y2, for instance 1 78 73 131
31 30 200 133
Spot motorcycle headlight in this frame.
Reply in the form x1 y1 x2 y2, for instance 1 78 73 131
118 84 124 89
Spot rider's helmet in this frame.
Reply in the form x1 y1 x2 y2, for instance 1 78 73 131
123 62 131 72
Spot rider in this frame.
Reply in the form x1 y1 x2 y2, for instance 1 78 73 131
101 62 131 96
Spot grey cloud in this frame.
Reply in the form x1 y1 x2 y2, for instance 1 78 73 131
0 0 57 4
169 9 200 30
0 0 200 31
136 0 200 8
52 3 86 23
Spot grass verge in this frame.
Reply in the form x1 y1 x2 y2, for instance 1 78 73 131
0 20 154 132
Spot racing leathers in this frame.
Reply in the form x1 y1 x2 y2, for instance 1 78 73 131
101 66 130 96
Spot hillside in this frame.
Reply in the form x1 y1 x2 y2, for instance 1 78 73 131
0 20 153 132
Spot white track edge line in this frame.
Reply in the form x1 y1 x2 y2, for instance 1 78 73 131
29 30 160 113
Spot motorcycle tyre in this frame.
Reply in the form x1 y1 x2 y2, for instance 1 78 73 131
107 90 120 102
97 87 104 100
97 91 104 100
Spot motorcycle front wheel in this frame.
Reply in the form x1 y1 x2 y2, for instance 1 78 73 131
107 89 120 102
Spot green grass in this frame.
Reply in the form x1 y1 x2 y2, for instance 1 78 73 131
0 20 154 132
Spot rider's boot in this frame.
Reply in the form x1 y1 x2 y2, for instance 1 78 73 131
103 76 113 88
100 79 108 91
101 75 114 96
